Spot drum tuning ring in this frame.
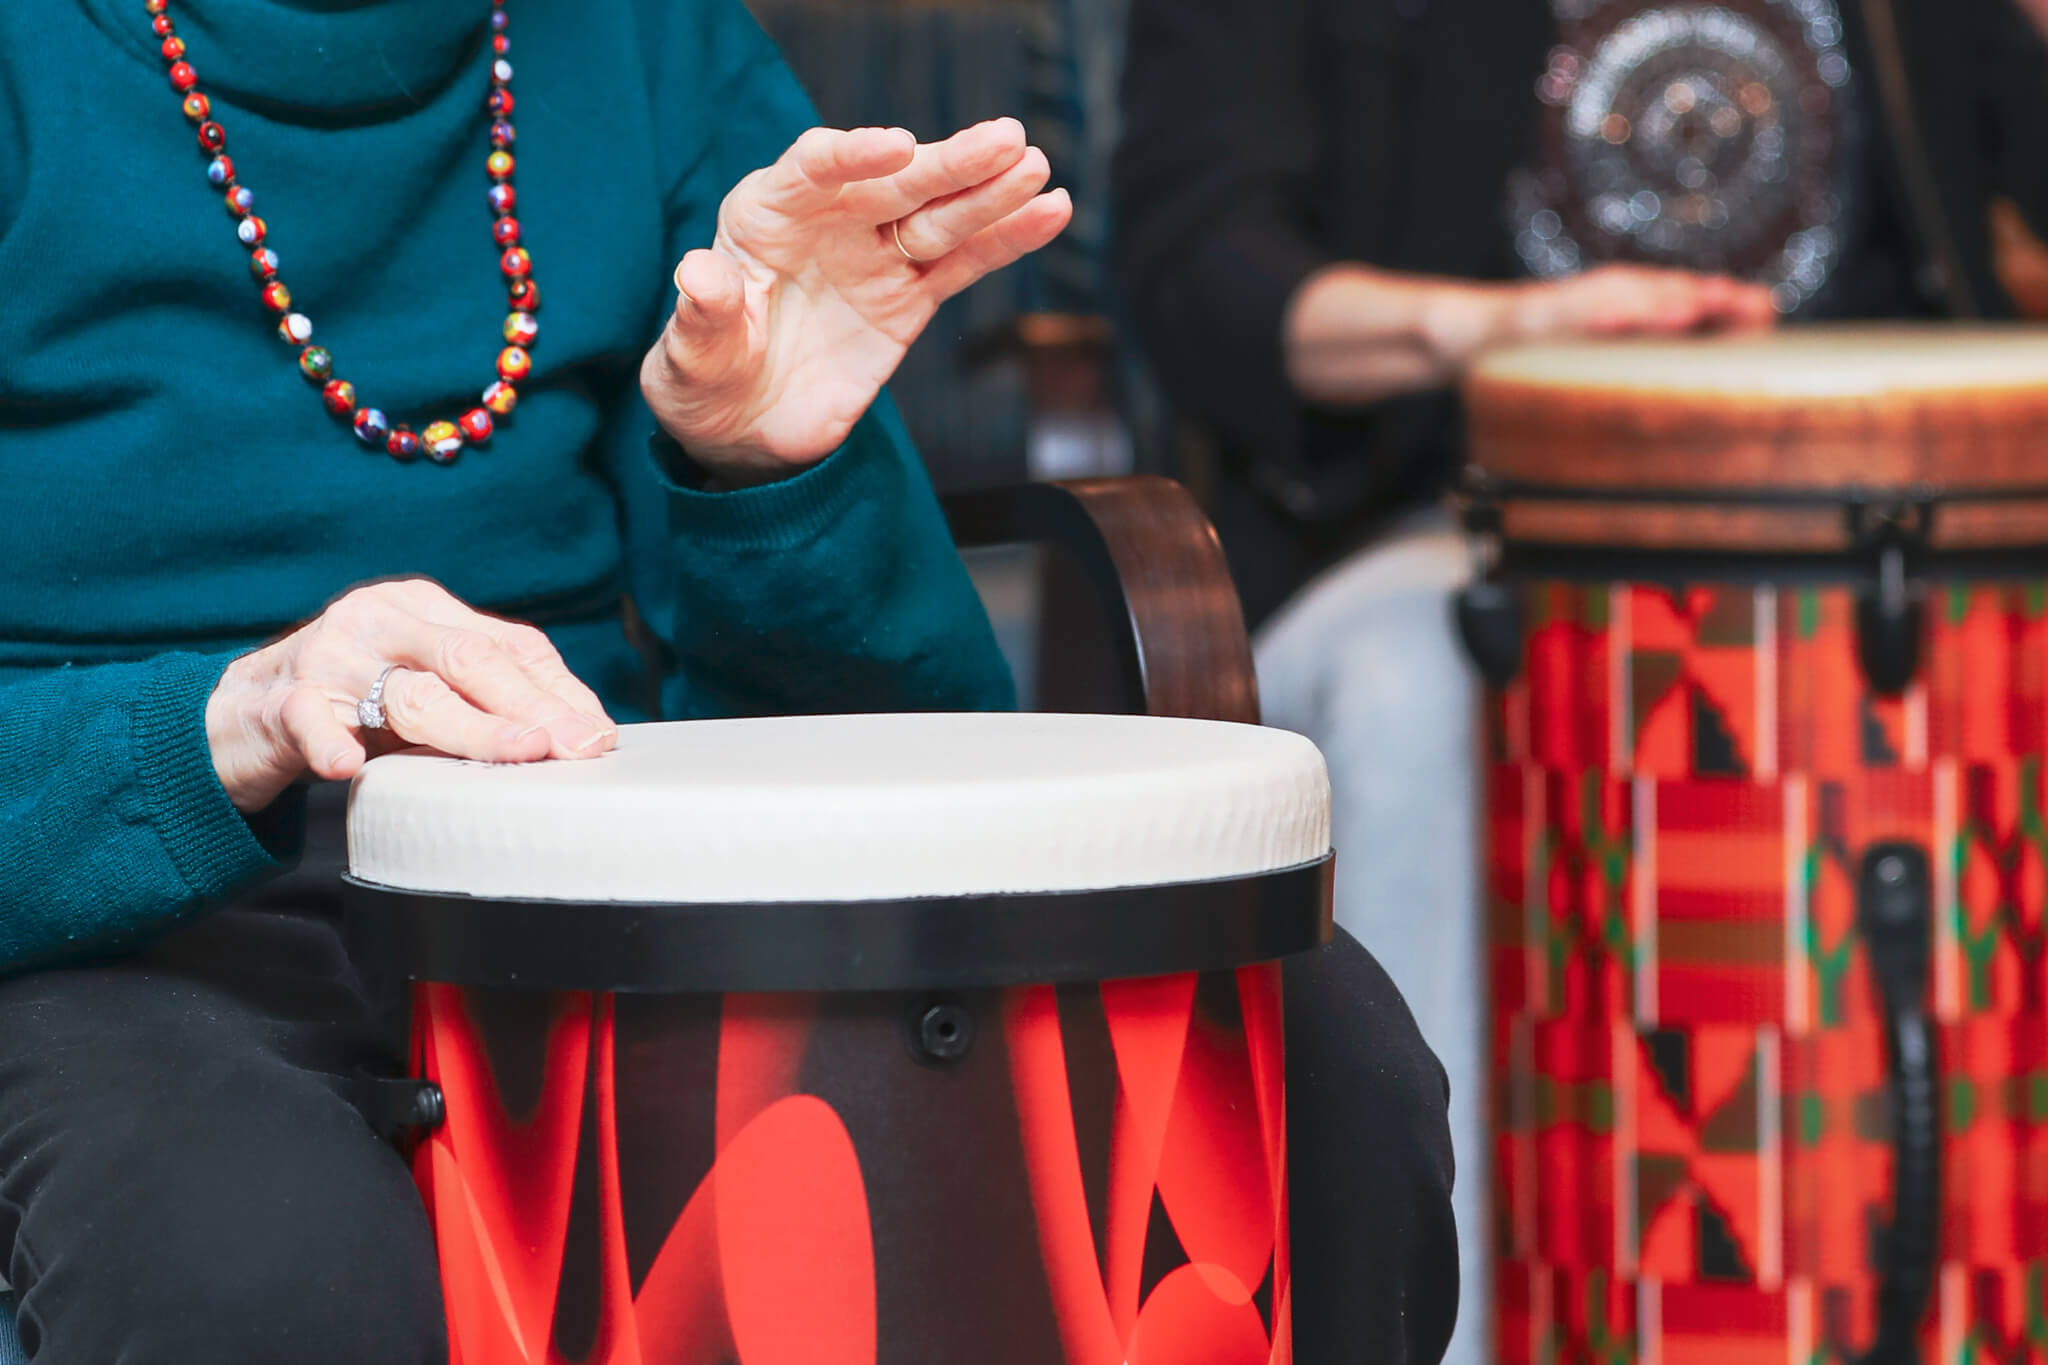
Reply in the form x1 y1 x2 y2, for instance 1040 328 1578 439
911 1000 977 1065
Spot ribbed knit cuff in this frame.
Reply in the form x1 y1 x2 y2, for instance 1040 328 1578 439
649 423 875 554
130 650 304 902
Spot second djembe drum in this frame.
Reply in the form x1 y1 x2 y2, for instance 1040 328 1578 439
1456 326 2048 1365
344 712 1331 1365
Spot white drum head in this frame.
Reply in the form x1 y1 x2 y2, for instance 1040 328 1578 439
1471 324 2048 399
346 713 1331 904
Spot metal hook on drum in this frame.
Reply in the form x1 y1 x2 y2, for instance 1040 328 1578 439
1852 496 1930 697
1850 843 1939 1365
1452 469 1524 688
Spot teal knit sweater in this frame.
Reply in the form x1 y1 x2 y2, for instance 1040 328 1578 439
0 0 1016 970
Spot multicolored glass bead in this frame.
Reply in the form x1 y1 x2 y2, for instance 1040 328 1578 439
155 0 537 467
423 421 464 463
354 407 391 447
322 379 357 416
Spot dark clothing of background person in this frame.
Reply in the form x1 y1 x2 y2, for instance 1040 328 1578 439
1113 0 2048 626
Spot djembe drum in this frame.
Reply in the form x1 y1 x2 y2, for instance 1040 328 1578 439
1456 326 2048 1365
344 712 1331 1365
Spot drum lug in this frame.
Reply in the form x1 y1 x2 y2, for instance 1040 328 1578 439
349 1070 446 1145
1453 478 1523 687
1852 505 1927 696
1853 842 1939 1365
1455 581 1524 689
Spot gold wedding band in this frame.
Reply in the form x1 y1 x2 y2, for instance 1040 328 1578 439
892 219 929 265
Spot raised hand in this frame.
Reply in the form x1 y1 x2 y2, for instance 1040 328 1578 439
640 119 1073 485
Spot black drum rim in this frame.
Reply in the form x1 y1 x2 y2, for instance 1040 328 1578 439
345 854 1335 993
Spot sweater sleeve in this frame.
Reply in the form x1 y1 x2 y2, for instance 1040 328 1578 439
623 0 1016 718
1110 0 1332 452
0 651 303 973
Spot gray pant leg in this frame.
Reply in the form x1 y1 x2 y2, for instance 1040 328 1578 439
1256 509 1486 1365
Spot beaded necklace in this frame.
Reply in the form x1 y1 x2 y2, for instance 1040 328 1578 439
145 0 537 464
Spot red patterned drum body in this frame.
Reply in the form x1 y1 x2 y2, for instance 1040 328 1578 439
409 969 1290 1365
1462 329 2048 1365
346 714 1333 1365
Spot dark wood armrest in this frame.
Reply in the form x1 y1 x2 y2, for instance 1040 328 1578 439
944 477 1259 724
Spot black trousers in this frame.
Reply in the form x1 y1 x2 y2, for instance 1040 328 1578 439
0 785 1458 1364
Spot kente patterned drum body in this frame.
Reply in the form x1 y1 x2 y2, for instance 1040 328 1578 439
1460 328 2048 1365
346 713 1334 1365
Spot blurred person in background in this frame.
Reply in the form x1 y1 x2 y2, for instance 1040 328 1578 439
1114 2 2048 1362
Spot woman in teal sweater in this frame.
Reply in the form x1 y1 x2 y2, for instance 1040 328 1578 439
0 0 1071 1357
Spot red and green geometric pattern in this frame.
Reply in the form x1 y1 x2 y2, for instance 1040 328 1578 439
1490 580 2048 1364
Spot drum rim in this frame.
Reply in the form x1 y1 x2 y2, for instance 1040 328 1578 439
1460 468 2048 564
344 854 1335 993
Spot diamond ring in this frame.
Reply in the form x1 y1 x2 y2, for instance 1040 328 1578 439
356 664 401 732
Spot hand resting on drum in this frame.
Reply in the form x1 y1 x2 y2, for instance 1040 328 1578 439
1285 261 1778 407
642 119 1074 487
205 579 618 814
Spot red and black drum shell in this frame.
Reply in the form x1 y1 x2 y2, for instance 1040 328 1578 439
351 862 1330 1365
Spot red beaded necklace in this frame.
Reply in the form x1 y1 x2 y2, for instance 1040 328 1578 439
145 0 537 465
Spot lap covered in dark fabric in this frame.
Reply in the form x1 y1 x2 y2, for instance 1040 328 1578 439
0 784 446 1365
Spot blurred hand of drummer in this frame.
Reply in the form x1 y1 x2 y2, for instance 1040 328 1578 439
206 579 618 813
1505 264 1778 340
641 120 1073 487
1286 262 1777 408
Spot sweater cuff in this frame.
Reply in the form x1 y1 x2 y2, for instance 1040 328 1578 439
131 650 304 902
648 423 876 554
